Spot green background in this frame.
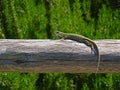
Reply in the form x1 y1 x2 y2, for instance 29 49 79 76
0 0 120 90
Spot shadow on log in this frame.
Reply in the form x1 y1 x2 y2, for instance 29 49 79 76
0 39 120 73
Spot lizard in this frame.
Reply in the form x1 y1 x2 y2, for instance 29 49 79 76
55 31 100 73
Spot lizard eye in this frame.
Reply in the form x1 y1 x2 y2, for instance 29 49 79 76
55 31 60 35
55 31 63 37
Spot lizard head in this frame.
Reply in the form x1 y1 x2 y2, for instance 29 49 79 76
55 31 65 38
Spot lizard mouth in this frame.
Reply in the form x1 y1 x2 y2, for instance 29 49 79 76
55 31 63 37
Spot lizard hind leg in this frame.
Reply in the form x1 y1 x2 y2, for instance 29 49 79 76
90 46 97 55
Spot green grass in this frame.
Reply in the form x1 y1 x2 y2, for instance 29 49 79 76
0 0 120 90
0 73 120 90
0 73 38 90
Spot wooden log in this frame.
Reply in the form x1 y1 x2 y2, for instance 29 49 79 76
0 39 120 73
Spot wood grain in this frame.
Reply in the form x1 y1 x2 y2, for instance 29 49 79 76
0 39 120 73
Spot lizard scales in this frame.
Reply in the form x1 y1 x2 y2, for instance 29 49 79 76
55 31 100 73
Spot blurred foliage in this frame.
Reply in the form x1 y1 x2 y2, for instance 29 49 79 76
0 0 119 39
0 0 120 90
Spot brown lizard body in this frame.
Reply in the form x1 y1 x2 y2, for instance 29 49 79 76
55 31 100 73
